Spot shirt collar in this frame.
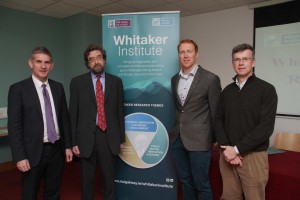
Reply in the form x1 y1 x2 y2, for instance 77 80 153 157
32 74 48 88
179 64 198 79
91 71 105 79
235 77 245 89
233 74 255 89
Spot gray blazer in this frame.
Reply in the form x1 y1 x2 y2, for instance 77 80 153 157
170 65 221 151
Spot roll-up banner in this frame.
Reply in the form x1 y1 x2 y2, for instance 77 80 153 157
102 11 180 199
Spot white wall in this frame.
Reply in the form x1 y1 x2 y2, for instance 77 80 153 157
180 6 300 145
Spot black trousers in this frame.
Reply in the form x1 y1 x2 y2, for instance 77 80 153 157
80 127 117 200
22 140 64 200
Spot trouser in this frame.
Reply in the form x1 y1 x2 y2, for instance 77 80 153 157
22 140 64 200
171 135 213 200
80 127 117 200
219 151 269 200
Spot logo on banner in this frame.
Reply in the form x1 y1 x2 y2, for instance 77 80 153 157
108 19 131 28
119 112 169 169
152 18 174 26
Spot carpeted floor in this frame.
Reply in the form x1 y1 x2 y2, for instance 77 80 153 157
0 161 102 200
0 150 222 200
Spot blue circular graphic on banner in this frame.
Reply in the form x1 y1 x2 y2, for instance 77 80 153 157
119 112 169 169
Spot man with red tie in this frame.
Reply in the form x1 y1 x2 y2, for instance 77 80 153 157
69 44 125 200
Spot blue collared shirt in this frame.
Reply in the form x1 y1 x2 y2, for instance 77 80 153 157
177 65 198 106
91 72 105 93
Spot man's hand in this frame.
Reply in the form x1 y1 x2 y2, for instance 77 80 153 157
120 143 125 149
229 156 243 167
221 145 238 161
65 149 73 162
17 159 31 172
221 145 243 167
72 146 80 157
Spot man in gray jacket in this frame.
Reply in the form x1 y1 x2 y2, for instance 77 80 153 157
170 39 221 200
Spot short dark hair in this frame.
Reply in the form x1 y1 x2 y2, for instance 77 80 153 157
177 39 198 53
31 47 53 61
232 43 255 58
84 44 106 68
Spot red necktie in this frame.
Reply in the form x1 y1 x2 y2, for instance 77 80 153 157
96 75 107 131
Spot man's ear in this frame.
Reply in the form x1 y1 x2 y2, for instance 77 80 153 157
28 59 33 69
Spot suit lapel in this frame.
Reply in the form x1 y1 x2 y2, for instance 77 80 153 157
104 73 112 103
27 78 43 120
48 80 59 117
83 72 97 105
173 75 182 105
184 65 203 104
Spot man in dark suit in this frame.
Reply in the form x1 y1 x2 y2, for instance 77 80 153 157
69 44 125 200
170 39 222 200
8 47 73 200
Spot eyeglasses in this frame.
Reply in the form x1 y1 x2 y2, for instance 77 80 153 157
232 57 254 63
88 55 103 63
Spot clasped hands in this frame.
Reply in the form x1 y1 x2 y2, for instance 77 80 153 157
220 145 243 167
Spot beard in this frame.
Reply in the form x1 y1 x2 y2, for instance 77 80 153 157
91 64 104 74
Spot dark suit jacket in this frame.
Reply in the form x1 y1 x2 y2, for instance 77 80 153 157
8 77 72 167
69 72 125 157
170 65 222 151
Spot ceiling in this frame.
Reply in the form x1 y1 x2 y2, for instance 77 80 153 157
0 0 292 18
